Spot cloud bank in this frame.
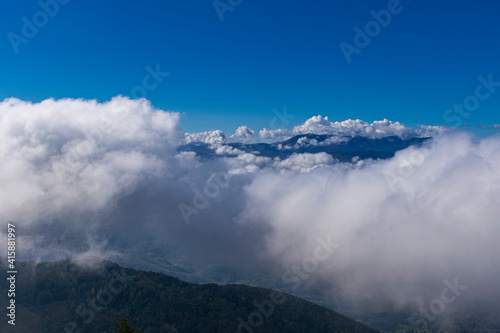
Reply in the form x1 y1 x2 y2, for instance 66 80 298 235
184 125 256 145
185 116 444 144
0 97 181 225
1 97 499 326
260 116 444 140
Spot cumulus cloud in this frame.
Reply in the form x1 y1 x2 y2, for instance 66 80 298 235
185 129 226 144
187 116 445 152
213 145 245 156
277 135 350 150
259 127 291 140
261 116 445 140
0 96 181 226
185 126 255 145
218 152 336 175
230 125 256 142
1 97 498 328
272 153 335 172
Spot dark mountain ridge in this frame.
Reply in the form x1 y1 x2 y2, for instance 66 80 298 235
0 258 381 333
179 134 431 161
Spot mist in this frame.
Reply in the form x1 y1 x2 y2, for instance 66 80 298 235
1 97 499 326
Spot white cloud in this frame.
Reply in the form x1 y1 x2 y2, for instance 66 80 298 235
237 132 500 311
230 125 256 142
214 144 245 156
185 129 226 144
0 96 181 226
1 96 498 323
278 135 350 150
186 126 255 145
261 116 445 140
273 153 335 172
259 127 291 139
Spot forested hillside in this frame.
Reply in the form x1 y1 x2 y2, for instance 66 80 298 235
0 258 380 333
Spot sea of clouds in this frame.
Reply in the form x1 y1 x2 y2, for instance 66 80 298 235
1 96 499 320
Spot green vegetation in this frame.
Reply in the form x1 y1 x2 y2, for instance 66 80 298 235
0 258 380 333
115 318 144 333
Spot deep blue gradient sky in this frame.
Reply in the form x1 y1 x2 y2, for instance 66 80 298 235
2 0 500 134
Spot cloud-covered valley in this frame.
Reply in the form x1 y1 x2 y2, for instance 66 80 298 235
1 97 499 326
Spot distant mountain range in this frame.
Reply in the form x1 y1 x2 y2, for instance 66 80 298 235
179 134 431 161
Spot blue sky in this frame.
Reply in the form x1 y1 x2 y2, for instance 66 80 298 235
1 0 500 135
